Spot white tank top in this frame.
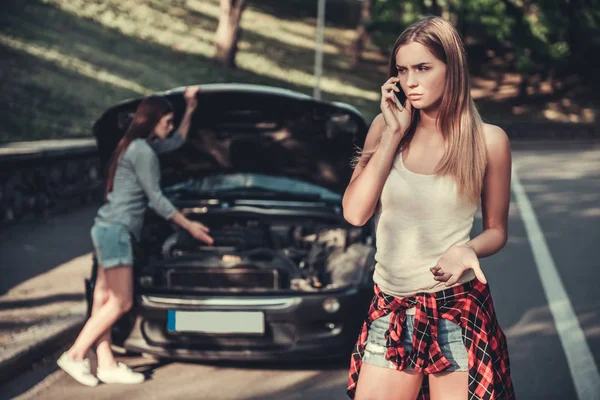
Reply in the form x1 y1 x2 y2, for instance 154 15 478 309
372 150 477 298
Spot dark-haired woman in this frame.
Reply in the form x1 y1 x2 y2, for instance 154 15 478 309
57 86 214 386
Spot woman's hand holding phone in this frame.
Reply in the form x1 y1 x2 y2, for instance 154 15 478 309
380 77 412 138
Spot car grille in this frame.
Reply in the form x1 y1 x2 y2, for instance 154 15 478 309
166 267 281 290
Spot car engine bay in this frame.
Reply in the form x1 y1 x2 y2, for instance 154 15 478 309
140 213 376 292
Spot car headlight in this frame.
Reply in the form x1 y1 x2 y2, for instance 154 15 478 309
322 297 340 313
140 275 154 287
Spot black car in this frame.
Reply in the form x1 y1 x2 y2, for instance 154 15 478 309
86 83 376 362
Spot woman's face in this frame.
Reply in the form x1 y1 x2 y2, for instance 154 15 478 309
153 112 174 139
395 42 447 112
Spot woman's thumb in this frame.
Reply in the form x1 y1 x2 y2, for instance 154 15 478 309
473 261 487 285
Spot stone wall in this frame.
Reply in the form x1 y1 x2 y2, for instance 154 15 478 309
0 141 103 225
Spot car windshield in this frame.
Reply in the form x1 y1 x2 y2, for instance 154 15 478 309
163 173 342 202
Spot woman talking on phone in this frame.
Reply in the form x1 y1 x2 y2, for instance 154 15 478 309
344 16 515 399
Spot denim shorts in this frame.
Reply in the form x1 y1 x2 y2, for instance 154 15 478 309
362 312 468 372
90 221 134 269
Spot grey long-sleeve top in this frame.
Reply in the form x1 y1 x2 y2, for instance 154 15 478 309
95 132 185 241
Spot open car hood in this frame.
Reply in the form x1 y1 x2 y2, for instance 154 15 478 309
92 83 369 194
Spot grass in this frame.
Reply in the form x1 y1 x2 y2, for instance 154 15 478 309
0 0 597 143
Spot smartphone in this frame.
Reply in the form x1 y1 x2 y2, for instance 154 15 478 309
393 82 407 110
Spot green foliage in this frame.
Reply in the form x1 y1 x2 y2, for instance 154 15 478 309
368 0 600 80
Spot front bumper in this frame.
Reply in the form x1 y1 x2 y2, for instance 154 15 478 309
111 287 373 362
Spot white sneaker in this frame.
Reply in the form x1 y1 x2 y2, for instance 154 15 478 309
97 362 145 384
56 352 99 387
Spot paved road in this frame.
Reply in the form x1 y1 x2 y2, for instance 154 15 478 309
1 142 599 400
0 205 98 295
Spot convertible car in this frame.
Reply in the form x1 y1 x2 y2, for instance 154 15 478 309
86 83 376 361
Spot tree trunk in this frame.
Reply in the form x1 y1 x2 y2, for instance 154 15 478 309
565 0 581 65
518 73 530 99
214 0 247 68
349 0 373 67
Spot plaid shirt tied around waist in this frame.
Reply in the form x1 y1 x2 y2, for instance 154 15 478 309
347 280 515 400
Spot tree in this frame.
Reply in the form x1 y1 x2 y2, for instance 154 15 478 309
350 0 374 67
214 0 247 68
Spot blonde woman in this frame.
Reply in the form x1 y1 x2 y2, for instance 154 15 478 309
344 16 515 400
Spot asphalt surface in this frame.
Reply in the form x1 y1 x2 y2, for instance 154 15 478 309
1 142 599 400
0 205 98 295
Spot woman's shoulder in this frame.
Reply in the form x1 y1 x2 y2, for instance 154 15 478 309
481 123 510 152
119 139 154 165
364 113 386 143
371 113 386 130
481 123 511 169
126 138 153 155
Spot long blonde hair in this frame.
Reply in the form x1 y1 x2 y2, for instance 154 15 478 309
353 16 487 204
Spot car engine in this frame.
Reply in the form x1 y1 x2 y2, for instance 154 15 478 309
140 215 375 292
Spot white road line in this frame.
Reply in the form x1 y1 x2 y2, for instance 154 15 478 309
512 166 600 400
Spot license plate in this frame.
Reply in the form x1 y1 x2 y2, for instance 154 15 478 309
167 310 265 335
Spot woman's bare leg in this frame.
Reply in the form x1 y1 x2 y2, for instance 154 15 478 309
429 371 468 400
92 265 119 369
66 265 133 361
354 363 423 400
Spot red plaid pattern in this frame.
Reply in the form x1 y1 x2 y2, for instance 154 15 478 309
347 280 515 399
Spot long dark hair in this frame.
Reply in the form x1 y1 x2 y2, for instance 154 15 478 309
105 96 173 199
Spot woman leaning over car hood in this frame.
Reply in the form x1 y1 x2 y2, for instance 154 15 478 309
57 86 214 386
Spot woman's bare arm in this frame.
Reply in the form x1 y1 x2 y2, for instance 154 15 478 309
465 124 512 257
342 114 403 226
